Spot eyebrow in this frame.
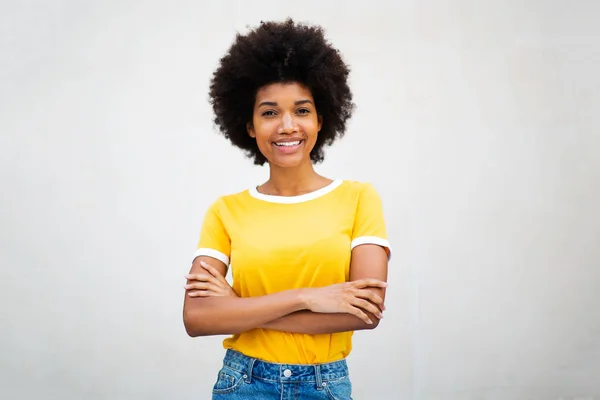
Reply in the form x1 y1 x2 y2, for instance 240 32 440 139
257 99 314 108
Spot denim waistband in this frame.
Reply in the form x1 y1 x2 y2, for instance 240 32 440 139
222 349 349 384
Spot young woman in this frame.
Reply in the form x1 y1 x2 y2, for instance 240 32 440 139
183 19 391 400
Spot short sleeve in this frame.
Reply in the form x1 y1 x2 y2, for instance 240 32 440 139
351 183 392 259
194 199 231 266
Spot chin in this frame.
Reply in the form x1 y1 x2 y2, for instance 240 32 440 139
269 154 309 169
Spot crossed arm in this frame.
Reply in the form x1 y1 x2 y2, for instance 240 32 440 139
182 244 388 336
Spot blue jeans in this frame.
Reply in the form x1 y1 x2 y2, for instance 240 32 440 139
211 349 353 399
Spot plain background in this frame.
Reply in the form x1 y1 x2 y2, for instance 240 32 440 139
1 1 599 399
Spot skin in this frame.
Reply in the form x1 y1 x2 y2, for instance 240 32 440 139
248 82 331 195
182 82 389 336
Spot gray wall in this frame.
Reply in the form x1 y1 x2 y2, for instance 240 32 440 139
1 1 598 399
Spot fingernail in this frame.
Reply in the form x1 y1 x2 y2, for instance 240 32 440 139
367 319 373 324
382 282 388 287
200 261 208 266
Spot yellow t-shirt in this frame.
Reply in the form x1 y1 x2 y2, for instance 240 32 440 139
194 180 391 364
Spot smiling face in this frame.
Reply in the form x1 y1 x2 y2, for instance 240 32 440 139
248 82 322 169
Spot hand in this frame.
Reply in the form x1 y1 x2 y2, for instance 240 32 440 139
300 279 387 324
184 261 238 298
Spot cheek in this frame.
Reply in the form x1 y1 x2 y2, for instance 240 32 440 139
252 129 273 152
250 122 268 141
306 122 320 141
255 128 272 143
257 139 271 153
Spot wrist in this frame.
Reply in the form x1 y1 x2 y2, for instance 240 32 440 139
295 287 313 311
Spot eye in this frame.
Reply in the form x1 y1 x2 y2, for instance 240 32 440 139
296 108 310 115
261 110 277 117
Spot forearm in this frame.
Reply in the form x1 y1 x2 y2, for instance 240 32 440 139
260 308 380 334
261 280 386 334
183 289 306 336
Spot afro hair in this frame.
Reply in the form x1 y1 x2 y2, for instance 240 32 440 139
208 18 355 165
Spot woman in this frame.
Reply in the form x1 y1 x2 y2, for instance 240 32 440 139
183 19 391 400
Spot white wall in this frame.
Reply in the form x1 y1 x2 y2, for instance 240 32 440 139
1 1 598 399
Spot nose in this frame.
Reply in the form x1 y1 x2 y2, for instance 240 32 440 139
278 112 297 134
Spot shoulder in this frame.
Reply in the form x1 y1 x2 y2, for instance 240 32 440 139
336 180 385 210
342 180 375 189
206 188 253 212
339 180 380 196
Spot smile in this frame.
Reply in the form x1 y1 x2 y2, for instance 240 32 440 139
272 139 304 154
273 140 302 147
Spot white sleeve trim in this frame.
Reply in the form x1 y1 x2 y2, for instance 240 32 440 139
193 248 230 266
351 236 392 260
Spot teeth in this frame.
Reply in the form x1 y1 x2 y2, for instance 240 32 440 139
274 141 301 147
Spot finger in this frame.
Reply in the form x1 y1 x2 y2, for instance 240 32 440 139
185 273 214 281
351 279 388 289
200 261 229 284
188 288 231 297
198 263 229 287
184 282 218 291
185 273 223 288
187 290 212 297
353 289 384 307
349 297 383 319
345 305 373 325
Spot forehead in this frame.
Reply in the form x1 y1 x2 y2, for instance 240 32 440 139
255 82 313 103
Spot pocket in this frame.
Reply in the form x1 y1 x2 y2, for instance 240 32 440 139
323 376 353 400
212 366 245 394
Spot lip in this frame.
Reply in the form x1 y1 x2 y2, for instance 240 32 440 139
272 137 304 144
271 139 304 154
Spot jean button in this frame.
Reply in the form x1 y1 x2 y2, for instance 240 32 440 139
283 369 292 377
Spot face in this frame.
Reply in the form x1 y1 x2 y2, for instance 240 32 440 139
248 82 322 168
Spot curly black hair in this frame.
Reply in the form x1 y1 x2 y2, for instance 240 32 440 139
208 19 355 165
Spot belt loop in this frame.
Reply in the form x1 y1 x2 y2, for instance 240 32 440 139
245 357 256 383
314 364 323 390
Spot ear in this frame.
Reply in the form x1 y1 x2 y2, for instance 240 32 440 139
317 115 323 132
247 122 255 138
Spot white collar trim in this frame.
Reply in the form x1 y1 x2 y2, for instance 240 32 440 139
249 180 344 204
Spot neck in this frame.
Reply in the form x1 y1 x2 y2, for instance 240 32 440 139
262 161 330 196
